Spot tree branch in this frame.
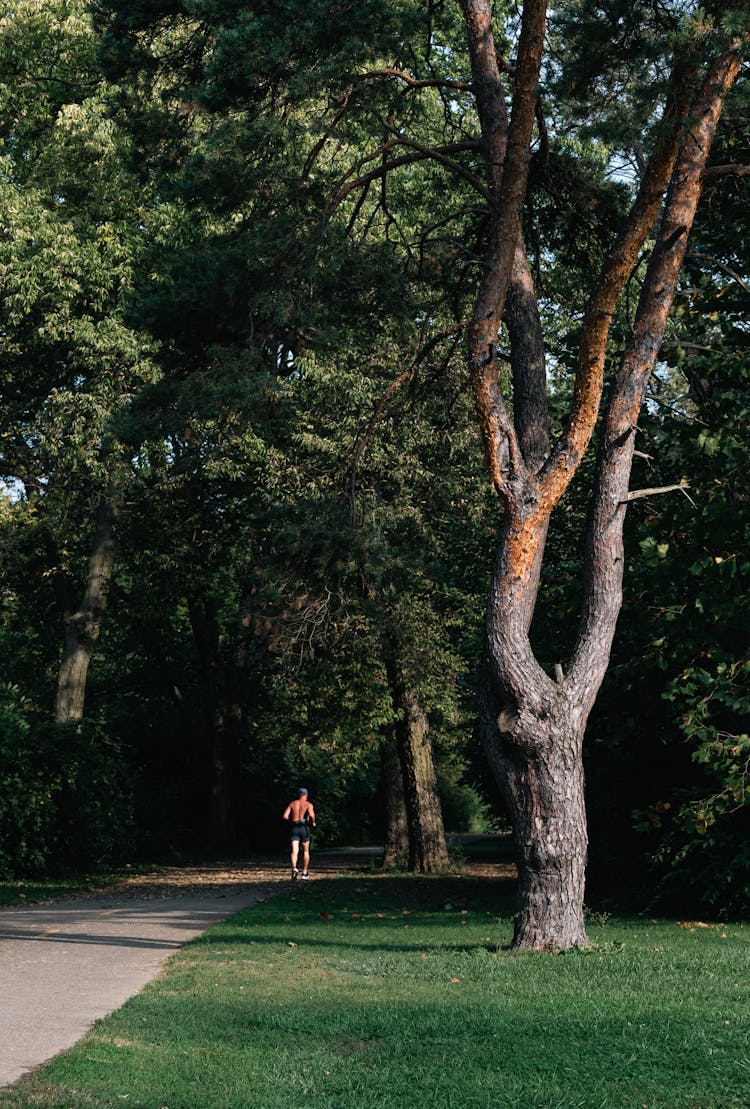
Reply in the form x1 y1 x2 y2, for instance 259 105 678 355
360 68 472 93
379 121 490 199
538 58 700 509
702 162 750 184
687 251 750 295
328 141 484 214
461 0 547 499
568 43 743 710
623 480 689 502
346 322 466 521
299 85 354 187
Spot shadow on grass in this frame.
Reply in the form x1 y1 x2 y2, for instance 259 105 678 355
207 932 492 954
198 875 519 953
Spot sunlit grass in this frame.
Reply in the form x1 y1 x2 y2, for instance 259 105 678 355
1 875 748 1108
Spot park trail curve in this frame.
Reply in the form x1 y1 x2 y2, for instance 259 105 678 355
0 854 355 1088
0 845 515 1089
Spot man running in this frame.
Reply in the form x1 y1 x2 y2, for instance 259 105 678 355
282 788 316 880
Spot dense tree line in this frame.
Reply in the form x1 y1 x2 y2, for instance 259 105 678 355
0 0 747 943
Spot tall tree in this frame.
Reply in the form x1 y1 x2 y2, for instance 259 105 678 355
456 0 746 947
0 0 157 721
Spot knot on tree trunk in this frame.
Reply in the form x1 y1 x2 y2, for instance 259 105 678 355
64 610 100 646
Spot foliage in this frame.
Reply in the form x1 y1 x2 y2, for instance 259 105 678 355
0 683 134 876
0 0 746 912
585 168 750 913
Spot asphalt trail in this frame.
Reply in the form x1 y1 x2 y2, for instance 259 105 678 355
0 885 268 1087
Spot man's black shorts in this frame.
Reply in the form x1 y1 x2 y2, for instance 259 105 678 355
290 821 311 843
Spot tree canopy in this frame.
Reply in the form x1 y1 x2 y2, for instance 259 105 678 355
0 0 747 932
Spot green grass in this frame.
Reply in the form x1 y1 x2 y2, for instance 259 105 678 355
0 875 114 908
1 875 748 1108
0 865 156 907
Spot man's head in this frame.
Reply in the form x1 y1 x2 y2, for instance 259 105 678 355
298 788 308 797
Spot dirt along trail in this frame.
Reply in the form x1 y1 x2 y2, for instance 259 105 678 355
0 858 298 1088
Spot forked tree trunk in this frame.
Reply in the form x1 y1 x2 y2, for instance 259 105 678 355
55 494 119 724
459 0 741 948
382 732 409 868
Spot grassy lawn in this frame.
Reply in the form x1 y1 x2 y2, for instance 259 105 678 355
0 876 116 908
1 874 748 1109
0 866 156 907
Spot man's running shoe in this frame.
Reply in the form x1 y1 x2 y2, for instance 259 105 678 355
300 872 310 880
291 868 299 880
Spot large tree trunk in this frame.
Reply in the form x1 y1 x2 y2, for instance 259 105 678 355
459 0 740 948
187 592 242 848
382 732 409 868
55 494 119 724
480 658 589 948
480 502 592 948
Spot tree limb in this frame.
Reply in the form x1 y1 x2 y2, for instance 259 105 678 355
299 85 354 187
623 480 689 502
379 121 490 199
461 0 547 499
538 57 700 510
687 251 750 295
328 141 484 214
702 162 750 184
360 68 472 93
347 322 466 521
568 43 743 710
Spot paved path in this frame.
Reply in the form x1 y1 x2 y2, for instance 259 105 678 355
0 845 512 1089
0 871 278 1088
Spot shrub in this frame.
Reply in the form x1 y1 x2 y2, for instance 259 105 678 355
0 684 134 876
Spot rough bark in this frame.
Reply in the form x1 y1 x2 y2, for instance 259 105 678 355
460 0 742 948
385 647 449 872
481 668 588 948
568 45 743 712
395 685 449 872
187 592 242 848
54 494 119 724
382 731 409 868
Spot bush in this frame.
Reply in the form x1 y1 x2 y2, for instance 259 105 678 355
0 684 134 876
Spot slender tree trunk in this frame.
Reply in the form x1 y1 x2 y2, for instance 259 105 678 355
187 592 242 848
55 493 119 724
382 731 409 868
385 648 449 872
397 687 449 872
